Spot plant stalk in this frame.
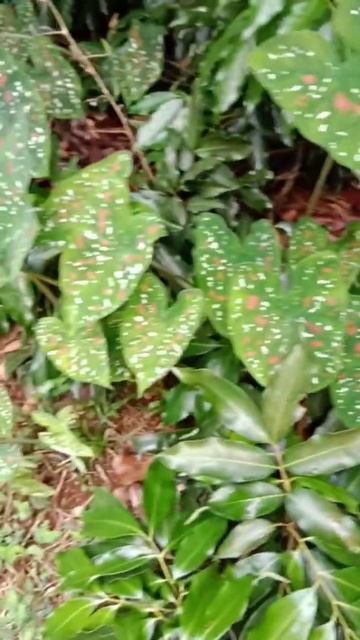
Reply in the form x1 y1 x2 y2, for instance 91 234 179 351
305 154 334 217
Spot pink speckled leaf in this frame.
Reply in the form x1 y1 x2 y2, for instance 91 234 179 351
36 317 110 387
288 219 328 267
120 274 204 395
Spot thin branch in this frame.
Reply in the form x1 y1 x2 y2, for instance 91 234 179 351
36 0 155 183
305 154 334 217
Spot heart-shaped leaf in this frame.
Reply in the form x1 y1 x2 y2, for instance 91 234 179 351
194 212 242 337
36 317 110 387
39 151 133 249
105 21 164 105
60 213 165 327
0 385 13 438
331 296 360 428
250 31 360 174
120 274 204 394
29 36 83 119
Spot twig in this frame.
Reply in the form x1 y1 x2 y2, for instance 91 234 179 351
36 0 155 183
305 154 334 216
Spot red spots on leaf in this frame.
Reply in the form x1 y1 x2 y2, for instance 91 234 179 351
86 272 97 281
325 297 337 306
346 323 358 336
321 267 333 274
295 95 309 108
6 161 14 175
97 209 108 235
354 343 360 355
101 239 110 247
310 340 324 349
268 355 281 365
334 92 360 116
303 296 313 309
305 322 323 335
124 254 139 265
302 74 317 85
3 91 13 104
118 290 127 302
255 316 268 327
103 192 112 202
216 272 225 282
209 291 227 302
74 234 85 249
0 74 7 87
148 224 162 236
212 258 223 267
245 351 256 358
245 295 260 310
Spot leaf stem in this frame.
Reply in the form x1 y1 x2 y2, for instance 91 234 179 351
36 0 155 183
27 273 57 306
147 538 179 599
305 154 334 217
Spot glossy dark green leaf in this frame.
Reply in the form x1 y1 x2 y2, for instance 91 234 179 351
295 477 359 515
208 481 283 520
230 552 281 580
181 565 252 640
83 489 142 540
57 548 96 590
112 610 150 640
173 515 227 578
174 368 269 443
216 519 274 559
143 459 177 538
196 134 251 161
87 538 151 577
282 550 306 590
44 598 95 640
286 488 360 555
262 345 309 442
137 98 183 148
284 429 360 476
244 588 317 640
159 437 275 483
309 622 337 640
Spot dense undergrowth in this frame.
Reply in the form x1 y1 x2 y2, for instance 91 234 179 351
0 0 360 638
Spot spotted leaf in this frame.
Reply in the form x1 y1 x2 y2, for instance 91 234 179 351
105 21 164 105
60 213 165 327
288 219 328 267
0 48 50 181
29 36 83 119
336 222 360 287
194 213 242 337
242 219 282 274
0 5 29 60
331 297 360 428
39 152 133 249
250 32 360 174
291 252 348 390
36 317 110 387
120 274 204 395
0 385 13 438
333 0 360 53
228 261 293 386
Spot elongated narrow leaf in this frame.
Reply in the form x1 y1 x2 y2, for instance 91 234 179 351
120 275 204 394
173 515 227 578
216 519 274 559
44 598 95 640
143 459 177 538
83 489 142 539
245 588 317 640
231 552 281 580
112 610 150 640
309 622 337 640
330 567 360 629
159 437 275 483
286 489 360 555
36 317 110 387
174 367 269 443
284 429 360 476
0 385 13 438
194 213 241 336
40 152 133 248
209 482 283 520
331 296 360 428
61 213 165 327
137 98 183 148
262 345 309 442
181 566 252 640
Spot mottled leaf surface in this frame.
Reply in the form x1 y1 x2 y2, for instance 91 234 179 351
0 385 13 438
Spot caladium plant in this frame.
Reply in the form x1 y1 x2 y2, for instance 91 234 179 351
194 213 360 426
45 349 360 639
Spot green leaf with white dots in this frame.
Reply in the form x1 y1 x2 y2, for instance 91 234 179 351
288 219 328 267
333 0 360 53
194 213 242 337
331 296 360 428
39 151 133 249
242 219 282 273
36 317 110 387
250 32 360 174
60 212 165 327
336 222 360 287
0 385 13 438
0 6 29 60
120 274 204 394
106 21 164 105
0 194 38 287
291 252 348 390
29 36 83 119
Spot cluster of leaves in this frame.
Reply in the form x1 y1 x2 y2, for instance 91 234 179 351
45 346 360 639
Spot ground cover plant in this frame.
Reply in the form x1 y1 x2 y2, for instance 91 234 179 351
0 0 359 638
